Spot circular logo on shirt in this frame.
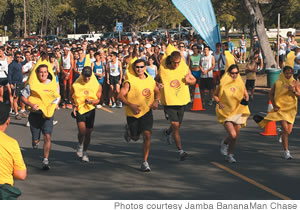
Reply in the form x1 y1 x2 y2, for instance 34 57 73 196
84 90 89 95
230 87 236 93
170 80 180 88
142 88 151 98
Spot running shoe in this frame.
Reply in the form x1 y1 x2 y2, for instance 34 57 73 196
96 104 102 109
19 111 28 118
66 104 73 109
53 120 58 126
76 145 83 158
26 121 30 127
220 140 228 156
42 158 50 170
208 99 213 106
276 128 282 143
124 125 131 143
283 150 293 160
163 129 172 145
253 114 264 124
118 102 123 108
61 103 66 109
225 154 236 163
141 161 151 172
82 152 89 162
111 103 116 108
32 140 40 149
15 114 22 120
179 151 188 161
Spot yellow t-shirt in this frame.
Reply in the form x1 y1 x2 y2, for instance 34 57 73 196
124 73 155 118
0 131 26 186
72 73 100 115
159 45 190 106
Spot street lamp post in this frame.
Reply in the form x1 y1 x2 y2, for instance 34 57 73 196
24 0 27 37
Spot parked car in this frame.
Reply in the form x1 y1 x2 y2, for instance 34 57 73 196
6 39 19 47
24 36 39 42
44 35 59 43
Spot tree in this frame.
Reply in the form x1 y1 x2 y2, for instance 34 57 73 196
244 0 276 68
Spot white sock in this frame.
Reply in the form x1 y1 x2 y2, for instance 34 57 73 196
179 149 184 155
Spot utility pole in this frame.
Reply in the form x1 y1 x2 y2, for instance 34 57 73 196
24 0 28 37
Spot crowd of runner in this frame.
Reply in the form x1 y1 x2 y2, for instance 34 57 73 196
0 31 300 199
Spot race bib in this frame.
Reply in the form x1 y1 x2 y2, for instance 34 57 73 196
111 67 116 72
192 61 200 66
202 61 208 69
78 67 83 73
96 68 103 74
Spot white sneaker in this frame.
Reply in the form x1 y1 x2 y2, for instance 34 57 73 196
53 120 58 126
117 102 123 108
225 154 236 163
76 145 83 158
220 140 228 156
163 129 172 145
96 104 102 109
82 152 89 162
283 150 292 160
141 161 151 172
277 128 282 143
26 121 30 127
42 158 50 170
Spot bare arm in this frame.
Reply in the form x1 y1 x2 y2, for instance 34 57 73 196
13 169 27 180
150 85 160 110
269 84 279 111
117 82 141 115
185 69 196 85
214 86 224 109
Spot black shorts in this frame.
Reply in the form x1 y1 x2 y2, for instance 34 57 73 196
109 75 121 85
0 78 8 86
246 80 255 90
200 78 214 90
279 54 286 63
127 110 153 137
29 112 54 141
220 70 225 78
76 109 96 129
164 105 185 124
12 83 24 98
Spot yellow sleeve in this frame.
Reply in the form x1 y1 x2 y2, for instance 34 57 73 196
11 141 26 171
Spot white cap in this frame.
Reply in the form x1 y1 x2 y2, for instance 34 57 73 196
145 44 151 49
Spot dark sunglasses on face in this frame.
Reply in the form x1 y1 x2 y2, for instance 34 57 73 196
135 66 145 69
231 72 239 75
180 45 184 48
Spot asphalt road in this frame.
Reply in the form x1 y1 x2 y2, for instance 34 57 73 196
7 92 300 200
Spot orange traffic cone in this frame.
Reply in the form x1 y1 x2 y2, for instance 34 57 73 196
190 84 206 111
260 100 277 136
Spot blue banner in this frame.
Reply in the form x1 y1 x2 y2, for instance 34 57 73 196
172 0 221 52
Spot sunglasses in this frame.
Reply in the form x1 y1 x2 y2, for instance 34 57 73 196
230 72 239 75
135 66 145 69
15 56 22 58
192 48 198 50
179 45 185 48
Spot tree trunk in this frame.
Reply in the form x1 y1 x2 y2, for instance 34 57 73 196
244 0 276 68
45 0 48 35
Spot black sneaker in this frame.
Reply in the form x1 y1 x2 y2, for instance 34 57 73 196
124 125 131 143
253 114 264 124
179 152 188 161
